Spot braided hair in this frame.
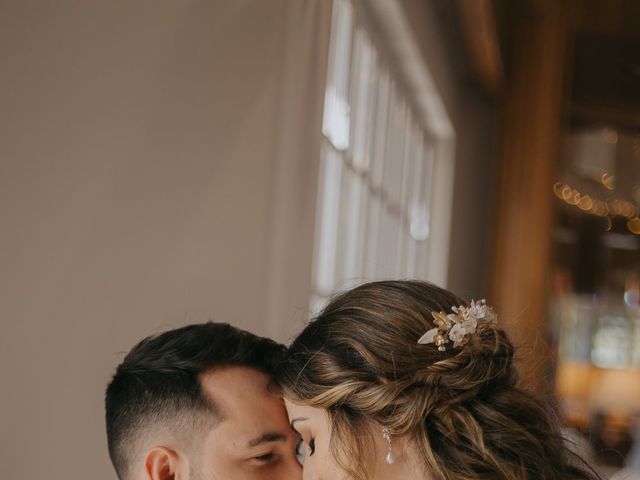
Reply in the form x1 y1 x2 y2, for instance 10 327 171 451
277 280 600 480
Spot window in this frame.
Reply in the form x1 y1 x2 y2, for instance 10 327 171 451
311 0 448 310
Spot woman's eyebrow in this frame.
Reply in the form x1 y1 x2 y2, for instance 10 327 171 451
290 417 309 432
246 432 287 448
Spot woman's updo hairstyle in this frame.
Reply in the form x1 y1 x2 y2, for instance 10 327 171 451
277 280 599 480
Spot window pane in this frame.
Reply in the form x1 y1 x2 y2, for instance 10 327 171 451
314 144 343 295
364 194 382 279
375 206 400 278
322 0 353 151
382 90 407 206
350 28 376 173
335 168 368 286
370 71 390 189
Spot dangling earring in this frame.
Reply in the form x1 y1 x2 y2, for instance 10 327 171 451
382 427 394 464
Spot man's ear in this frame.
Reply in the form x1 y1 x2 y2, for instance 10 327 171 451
144 446 184 480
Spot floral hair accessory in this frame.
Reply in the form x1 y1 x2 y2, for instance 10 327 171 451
417 299 497 351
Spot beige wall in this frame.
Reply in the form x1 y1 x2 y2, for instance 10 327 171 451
0 1 327 479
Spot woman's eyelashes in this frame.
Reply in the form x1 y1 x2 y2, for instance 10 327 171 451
308 437 315 456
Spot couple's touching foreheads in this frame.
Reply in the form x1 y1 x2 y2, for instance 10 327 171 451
105 280 601 480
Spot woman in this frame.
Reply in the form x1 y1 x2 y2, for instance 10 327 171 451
277 280 600 480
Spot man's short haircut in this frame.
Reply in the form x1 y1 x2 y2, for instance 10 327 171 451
105 322 285 480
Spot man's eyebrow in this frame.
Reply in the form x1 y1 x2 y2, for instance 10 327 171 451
246 432 288 448
290 417 309 432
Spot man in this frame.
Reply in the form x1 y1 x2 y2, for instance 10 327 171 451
105 322 302 480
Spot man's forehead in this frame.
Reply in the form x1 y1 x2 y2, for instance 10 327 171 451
198 366 291 450
199 365 277 417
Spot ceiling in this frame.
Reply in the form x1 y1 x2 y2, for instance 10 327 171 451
452 0 640 130
571 0 640 130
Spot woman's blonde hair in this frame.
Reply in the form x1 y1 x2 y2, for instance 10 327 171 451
278 280 600 480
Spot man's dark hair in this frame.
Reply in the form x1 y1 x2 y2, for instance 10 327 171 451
105 322 285 480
